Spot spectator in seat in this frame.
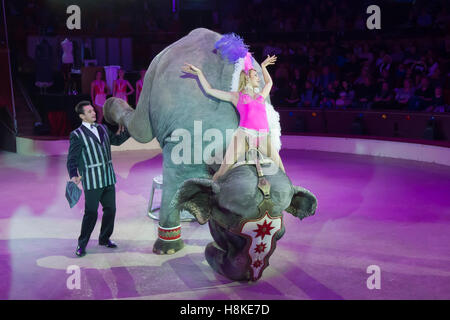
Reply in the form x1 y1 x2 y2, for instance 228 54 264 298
378 54 392 76
395 79 414 109
336 80 355 109
299 81 319 107
358 43 374 64
411 56 428 76
413 77 434 110
394 64 407 88
425 87 447 112
373 82 393 110
342 53 360 80
306 69 320 88
320 82 336 109
355 77 375 109
318 65 336 91
376 68 391 88
285 81 301 107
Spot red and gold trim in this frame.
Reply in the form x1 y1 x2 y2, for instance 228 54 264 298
158 225 181 241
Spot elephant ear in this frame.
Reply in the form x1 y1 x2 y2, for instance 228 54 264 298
285 186 318 220
174 178 220 225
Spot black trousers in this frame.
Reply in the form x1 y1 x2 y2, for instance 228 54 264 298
78 184 116 248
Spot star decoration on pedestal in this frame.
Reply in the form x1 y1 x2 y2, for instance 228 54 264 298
252 259 263 268
254 243 267 253
253 220 275 240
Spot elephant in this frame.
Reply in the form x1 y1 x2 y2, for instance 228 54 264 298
174 160 317 281
103 28 318 273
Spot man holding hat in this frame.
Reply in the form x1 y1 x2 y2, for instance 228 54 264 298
67 100 130 257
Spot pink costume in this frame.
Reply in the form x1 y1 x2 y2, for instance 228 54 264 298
93 81 106 107
114 80 128 103
236 92 269 147
236 52 269 136
237 92 269 132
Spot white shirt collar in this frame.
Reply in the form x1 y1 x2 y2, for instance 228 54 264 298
82 122 96 129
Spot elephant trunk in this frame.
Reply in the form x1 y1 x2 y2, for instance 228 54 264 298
103 97 154 143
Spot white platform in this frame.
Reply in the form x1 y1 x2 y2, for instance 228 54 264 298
15 136 162 156
15 135 450 167
280 135 450 167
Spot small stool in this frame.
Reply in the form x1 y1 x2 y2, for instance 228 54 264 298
147 174 196 222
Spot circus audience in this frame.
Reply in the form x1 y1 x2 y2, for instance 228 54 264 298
6 0 449 113
271 36 449 112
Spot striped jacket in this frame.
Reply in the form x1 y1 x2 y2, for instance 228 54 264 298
67 124 130 190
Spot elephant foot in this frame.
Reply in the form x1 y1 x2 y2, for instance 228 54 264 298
153 238 184 255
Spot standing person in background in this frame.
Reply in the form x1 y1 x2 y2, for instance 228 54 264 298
113 69 134 103
67 101 130 257
90 70 108 124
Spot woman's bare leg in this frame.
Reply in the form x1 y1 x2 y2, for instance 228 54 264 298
259 135 285 174
213 129 246 181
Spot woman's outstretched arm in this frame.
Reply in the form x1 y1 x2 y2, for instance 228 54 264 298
260 55 277 99
182 63 238 104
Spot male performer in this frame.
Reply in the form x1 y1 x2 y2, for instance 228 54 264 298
67 100 130 257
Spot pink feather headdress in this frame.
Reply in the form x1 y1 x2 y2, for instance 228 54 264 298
243 52 254 75
214 33 254 74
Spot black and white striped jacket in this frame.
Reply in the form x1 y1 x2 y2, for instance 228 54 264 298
67 124 129 190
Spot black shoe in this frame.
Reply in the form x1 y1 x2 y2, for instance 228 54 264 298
75 246 86 257
99 240 117 248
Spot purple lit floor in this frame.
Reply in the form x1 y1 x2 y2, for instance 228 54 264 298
0 148 449 300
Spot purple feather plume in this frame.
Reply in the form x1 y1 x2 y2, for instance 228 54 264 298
214 33 249 63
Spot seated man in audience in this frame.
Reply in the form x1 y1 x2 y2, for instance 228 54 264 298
320 82 336 109
425 86 447 112
413 77 434 110
394 79 414 110
354 77 375 109
298 81 319 107
373 82 393 110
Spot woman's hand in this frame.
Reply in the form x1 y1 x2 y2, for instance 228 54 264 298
261 55 277 68
182 63 201 76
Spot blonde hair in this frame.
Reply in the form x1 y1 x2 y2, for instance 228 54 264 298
238 69 256 93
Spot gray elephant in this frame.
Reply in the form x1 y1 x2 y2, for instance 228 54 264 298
174 160 317 281
103 28 317 273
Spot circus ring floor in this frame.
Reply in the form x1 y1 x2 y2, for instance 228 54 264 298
0 136 449 300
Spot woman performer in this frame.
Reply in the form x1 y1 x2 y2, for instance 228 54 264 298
90 70 108 124
182 54 285 181
113 69 134 104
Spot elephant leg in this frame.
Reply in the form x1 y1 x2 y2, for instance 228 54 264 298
153 142 210 254
205 220 252 281
259 135 285 174
153 144 184 255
